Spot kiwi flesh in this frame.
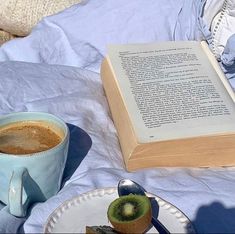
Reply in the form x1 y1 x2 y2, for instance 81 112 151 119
107 194 152 233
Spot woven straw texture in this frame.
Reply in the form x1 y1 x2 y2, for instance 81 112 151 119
0 29 16 45
0 0 82 37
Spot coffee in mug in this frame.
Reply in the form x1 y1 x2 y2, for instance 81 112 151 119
0 112 69 217
0 120 63 155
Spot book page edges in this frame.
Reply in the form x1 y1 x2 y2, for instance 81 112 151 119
101 58 138 166
200 41 235 102
128 133 235 171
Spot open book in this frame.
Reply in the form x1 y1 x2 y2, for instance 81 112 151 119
101 41 235 171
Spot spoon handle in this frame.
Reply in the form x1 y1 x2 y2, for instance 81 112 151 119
151 216 171 234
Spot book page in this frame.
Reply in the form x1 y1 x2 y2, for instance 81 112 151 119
107 41 235 143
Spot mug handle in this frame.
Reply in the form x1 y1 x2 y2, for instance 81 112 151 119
8 167 29 217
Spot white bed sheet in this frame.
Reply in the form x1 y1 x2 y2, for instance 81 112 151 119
0 0 235 233
0 61 234 234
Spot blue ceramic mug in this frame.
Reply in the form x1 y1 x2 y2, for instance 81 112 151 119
0 112 69 217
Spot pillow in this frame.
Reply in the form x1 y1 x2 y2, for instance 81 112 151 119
0 0 82 37
206 0 235 58
203 0 224 30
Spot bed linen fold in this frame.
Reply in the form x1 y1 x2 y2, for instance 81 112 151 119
0 61 234 234
0 0 235 233
0 0 204 72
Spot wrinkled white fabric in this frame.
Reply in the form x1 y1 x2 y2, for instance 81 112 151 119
0 0 235 233
0 61 234 234
0 0 204 73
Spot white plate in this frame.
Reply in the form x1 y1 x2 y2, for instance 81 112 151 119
44 187 195 233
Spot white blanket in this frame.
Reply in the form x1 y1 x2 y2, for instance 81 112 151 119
0 0 235 233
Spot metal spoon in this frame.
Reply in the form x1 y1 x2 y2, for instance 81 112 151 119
118 179 170 234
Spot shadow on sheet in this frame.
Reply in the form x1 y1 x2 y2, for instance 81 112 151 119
186 201 235 233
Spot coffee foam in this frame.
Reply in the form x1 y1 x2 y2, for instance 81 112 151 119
0 121 64 155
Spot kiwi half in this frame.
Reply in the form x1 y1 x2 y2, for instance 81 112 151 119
107 194 152 233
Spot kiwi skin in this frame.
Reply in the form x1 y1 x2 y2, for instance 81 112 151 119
107 194 152 233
